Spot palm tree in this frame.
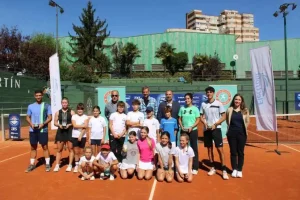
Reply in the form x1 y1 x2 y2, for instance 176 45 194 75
121 42 141 77
192 54 209 80
155 42 176 73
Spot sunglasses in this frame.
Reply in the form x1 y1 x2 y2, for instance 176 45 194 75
111 95 118 97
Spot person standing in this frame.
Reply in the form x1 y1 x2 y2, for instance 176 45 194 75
226 94 249 178
178 93 200 175
25 90 52 173
157 90 180 122
139 86 158 118
200 86 229 180
53 97 75 172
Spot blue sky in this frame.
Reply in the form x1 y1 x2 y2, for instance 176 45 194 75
1 0 299 41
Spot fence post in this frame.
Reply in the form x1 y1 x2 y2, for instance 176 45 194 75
1 114 5 141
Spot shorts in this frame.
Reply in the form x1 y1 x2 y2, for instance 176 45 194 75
91 139 102 146
55 129 72 142
72 137 86 148
204 128 223 148
29 131 48 145
119 162 136 170
138 161 154 170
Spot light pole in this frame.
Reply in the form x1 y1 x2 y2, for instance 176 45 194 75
273 3 297 115
49 0 64 54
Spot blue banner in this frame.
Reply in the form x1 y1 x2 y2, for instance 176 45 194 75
126 93 206 112
295 92 300 110
8 114 21 140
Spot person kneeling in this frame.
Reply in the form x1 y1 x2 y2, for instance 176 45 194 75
93 144 118 180
175 134 194 183
78 146 96 181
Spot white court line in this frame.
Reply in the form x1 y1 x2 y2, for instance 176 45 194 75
248 130 300 153
0 146 11 150
148 179 157 200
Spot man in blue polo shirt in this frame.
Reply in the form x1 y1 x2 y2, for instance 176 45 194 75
25 90 52 173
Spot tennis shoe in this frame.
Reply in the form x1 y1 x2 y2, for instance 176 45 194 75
237 171 243 178
208 168 216 176
231 169 238 178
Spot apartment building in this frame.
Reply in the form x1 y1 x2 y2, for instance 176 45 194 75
185 9 259 42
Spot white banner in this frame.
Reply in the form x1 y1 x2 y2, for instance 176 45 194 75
250 46 277 131
49 53 62 130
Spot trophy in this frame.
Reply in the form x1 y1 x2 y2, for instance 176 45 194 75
33 115 39 129
207 124 212 130
62 113 67 129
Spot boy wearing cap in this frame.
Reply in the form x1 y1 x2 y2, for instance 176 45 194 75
143 106 160 144
200 86 229 180
93 144 118 180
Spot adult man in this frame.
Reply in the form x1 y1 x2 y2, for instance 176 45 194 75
157 90 180 122
25 90 52 173
200 86 229 180
105 90 128 119
139 86 158 118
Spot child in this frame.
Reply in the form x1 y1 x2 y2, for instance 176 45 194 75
71 103 89 173
78 146 96 181
88 106 107 156
160 106 178 147
126 99 144 138
93 144 118 180
156 132 175 183
143 106 160 144
137 126 155 180
174 133 194 183
109 101 127 162
119 131 139 179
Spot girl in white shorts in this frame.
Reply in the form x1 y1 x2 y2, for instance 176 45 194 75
174 133 195 183
119 131 139 179
137 126 155 180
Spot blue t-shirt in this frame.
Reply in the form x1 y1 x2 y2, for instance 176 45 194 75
160 117 178 142
27 102 52 132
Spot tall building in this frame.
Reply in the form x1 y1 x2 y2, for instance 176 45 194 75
185 9 259 42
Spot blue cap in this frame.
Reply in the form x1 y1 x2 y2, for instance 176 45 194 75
146 106 154 112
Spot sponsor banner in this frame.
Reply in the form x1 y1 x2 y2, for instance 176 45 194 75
97 86 126 141
8 114 21 140
49 53 62 130
295 92 300 110
250 46 277 131
126 93 206 112
210 85 238 139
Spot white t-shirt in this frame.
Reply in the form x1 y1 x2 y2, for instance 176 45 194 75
126 111 144 135
95 152 117 164
88 116 107 140
200 100 225 129
174 146 195 174
72 114 89 138
78 155 96 165
155 143 175 167
143 118 160 143
109 112 127 136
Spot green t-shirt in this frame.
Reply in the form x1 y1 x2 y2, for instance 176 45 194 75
178 106 200 130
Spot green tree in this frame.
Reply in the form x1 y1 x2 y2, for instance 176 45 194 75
20 33 64 80
169 52 188 75
155 42 176 73
68 1 110 69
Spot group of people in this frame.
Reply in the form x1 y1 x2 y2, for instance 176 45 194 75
25 86 249 183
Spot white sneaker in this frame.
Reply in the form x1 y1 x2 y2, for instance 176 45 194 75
53 164 60 172
73 165 78 173
109 174 115 180
192 170 198 175
81 176 86 181
208 168 216 176
222 170 229 180
100 173 105 180
237 171 243 178
90 176 95 181
231 169 238 178
66 165 72 172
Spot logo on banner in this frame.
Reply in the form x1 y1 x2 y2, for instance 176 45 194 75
104 91 112 104
9 115 20 127
216 89 232 105
297 94 300 101
254 73 270 105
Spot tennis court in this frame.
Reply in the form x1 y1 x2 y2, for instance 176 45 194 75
1 117 300 200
